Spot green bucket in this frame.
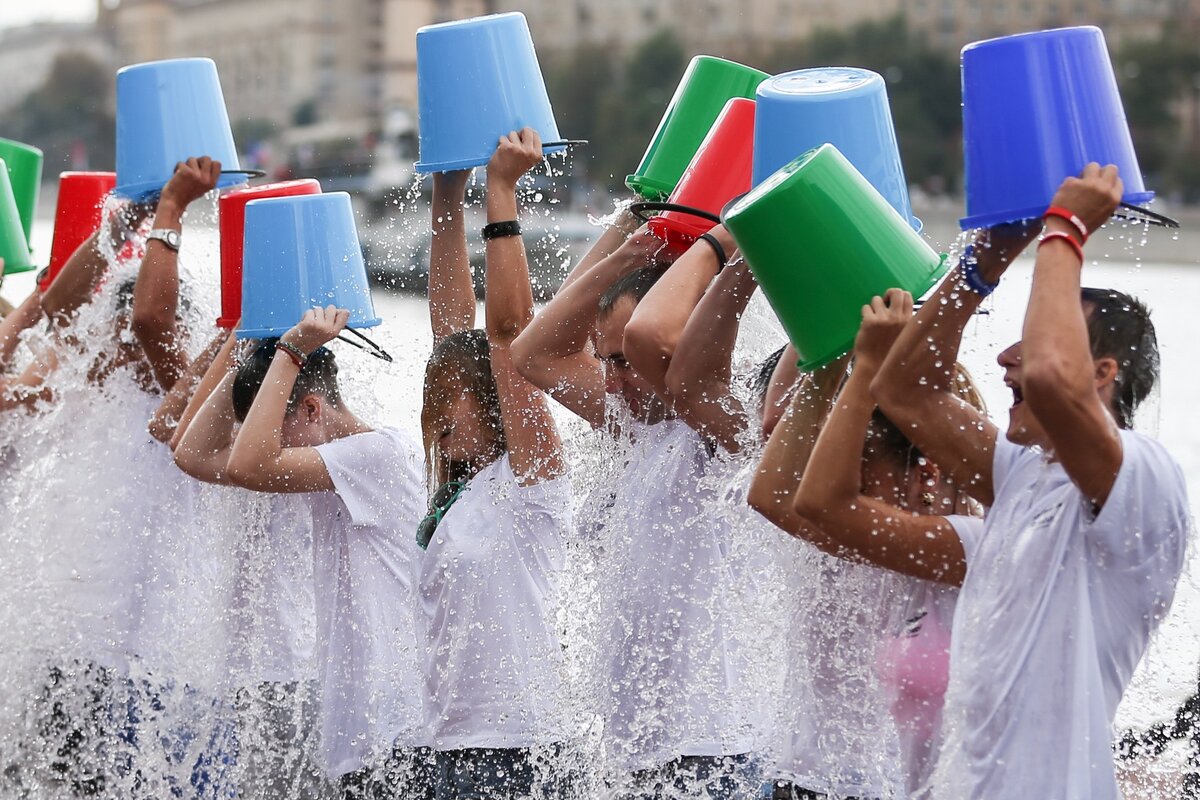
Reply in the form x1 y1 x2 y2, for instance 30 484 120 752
0 138 43 246
723 143 948 371
626 56 768 201
0 159 36 275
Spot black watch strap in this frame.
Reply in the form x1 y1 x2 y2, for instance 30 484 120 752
698 232 728 271
482 220 522 241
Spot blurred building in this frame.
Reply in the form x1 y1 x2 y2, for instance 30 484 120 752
0 21 112 114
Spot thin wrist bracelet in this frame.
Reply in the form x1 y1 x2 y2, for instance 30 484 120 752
959 244 998 298
698 232 729 272
482 220 521 240
275 340 309 368
1039 231 1085 264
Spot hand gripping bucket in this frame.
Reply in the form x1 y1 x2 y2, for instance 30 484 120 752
753 67 920 231
647 98 755 255
218 179 322 328
237 192 380 339
627 56 769 200
39 172 118 290
415 13 567 173
0 138 43 245
960 26 1152 229
115 58 246 201
723 144 947 371
0 159 35 275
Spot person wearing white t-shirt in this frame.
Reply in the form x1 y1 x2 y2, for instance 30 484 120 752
512 212 755 794
222 308 430 799
417 129 574 799
871 165 1192 799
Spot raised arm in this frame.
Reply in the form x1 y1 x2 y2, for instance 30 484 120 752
174 369 239 485
871 222 1038 506
483 129 566 484
794 290 967 586
225 307 344 494
1021 164 1125 506
148 327 231 444
0 290 45 372
746 355 848 549
557 201 640 293
510 224 664 427
132 156 220 392
623 225 736 397
762 344 800 438
428 169 476 344
663 257 758 453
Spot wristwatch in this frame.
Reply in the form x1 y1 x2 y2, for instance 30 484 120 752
147 228 182 252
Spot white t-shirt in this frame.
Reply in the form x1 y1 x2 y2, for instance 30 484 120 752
594 419 751 773
934 430 1191 800
418 454 571 750
306 426 426 778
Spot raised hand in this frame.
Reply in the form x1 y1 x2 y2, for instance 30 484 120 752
1048 162 1124 237
854 288 913 373
160 156 222 214
487 128 544 188
280 305 350 355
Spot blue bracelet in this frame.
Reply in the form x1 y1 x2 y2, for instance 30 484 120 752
959 244 998 298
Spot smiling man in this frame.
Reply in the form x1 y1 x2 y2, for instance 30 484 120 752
869 164 1192 799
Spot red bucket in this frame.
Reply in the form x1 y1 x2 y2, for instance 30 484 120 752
218 179 321 328
649 98 756 255
39 172 117 291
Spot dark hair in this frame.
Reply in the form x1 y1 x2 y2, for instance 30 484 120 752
598 263 671 315
752 344 787 407
232 339 342 423
1081 287 1158 429
114 277 193 319
422 329 506 483
867 363 986 470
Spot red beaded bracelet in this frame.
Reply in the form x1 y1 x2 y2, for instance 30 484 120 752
1038 231 1084 264
275 341 308 368
1043 206 1088 243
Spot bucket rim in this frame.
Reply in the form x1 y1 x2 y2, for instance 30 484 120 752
417 143 567 175
960 191 1154 230
961 25 1104 56
236 318 382 339
115 172 248 202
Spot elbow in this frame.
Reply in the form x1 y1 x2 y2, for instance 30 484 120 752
622 323 673 385
224 455 253 488
148 416 175 445
487 310 532 345
509 333 537 380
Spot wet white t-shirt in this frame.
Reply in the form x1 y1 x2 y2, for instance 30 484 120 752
307 426 426 778
934 430 1191 800
596 419 751 773
418 454 571 750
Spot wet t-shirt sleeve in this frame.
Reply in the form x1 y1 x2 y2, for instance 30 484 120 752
947 514 985 567
314 432 394 528
990 432 1028 500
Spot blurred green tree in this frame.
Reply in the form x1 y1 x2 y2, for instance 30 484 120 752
9 51 115 173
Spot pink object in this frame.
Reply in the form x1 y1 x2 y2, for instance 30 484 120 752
876 607 952 742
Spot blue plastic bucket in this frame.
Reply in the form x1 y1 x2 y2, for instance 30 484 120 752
114 58 245 201
753 67 920 231
237 192 381 339
960 26 1152 230
415 12 565 173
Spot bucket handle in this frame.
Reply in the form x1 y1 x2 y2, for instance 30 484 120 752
219 169 268 179
541 140 588 151
335 327 393 363
629 201 722 226
1114 201 1179 229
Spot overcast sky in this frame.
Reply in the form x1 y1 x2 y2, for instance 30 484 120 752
0 0 96 31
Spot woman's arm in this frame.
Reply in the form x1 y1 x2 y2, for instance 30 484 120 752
483 130 567 485
226 307 346 494
148 327 231 444
623 225 736 397
0 290 45 372
795 291 967 586
132 156 220 392
557 201 640 293
747 355 849 547
169 328 241 451
428 169 476 344
663 257 758 453
173 369 240 485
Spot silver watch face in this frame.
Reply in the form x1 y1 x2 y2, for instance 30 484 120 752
151 229 181 250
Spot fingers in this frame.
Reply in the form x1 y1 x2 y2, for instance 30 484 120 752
1082 162 1101 179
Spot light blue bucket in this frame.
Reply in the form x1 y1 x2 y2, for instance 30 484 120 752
415 12 565 173
237 192 381 339
752 67 920 231
114 58 245 201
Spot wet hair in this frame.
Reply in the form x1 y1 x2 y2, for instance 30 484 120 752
113 277 194 319
1081 287 1158 429
752 344 788 408
422 329 506 483
232 338 342 423
867 363 986 470
597 263 671 315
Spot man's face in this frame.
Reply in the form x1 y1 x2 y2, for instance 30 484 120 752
594 296 666 423
997 340 1051 448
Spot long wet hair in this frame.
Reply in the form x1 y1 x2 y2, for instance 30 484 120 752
421 328 506 485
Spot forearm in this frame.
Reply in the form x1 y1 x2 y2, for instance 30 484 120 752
1022 229 1093 392
39 231 106 324
227 351 298 478
171 329 238 450
559 204 639 292
174 373 238 483
150 330 228 444
796 366 875 514
0 291 44 371
429 176 475 341
625 237 723 394
668 259 755 399
484 177 534 341
132 200 186 390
